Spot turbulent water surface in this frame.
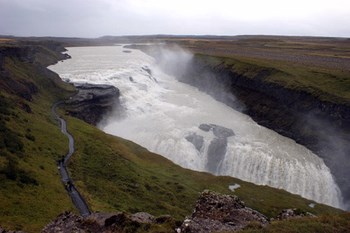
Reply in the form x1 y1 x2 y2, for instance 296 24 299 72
49 46 344 209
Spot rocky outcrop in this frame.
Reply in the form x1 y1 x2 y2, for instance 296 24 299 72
186 123 235 173
179 190 268 233
65 83 121 125
199 124 235 138
42 191 269 233
275 208 315 221
0 226 25 233
198 124 235 173
206 138 227 173
42 211 176 233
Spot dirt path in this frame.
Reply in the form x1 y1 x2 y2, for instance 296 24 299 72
52 102 90 217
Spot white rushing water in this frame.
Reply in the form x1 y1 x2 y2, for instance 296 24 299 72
49 46 344 209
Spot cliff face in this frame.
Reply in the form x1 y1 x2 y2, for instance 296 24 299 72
181 56 350 208
65 83 121 125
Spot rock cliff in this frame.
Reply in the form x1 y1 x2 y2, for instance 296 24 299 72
65 83 121 125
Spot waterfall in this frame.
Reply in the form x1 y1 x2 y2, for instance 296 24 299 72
49 45 344 209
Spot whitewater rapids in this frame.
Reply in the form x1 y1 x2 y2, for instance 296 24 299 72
49 46 344 209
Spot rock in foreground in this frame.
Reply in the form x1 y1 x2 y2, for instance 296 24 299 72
65 83 120 125
179 190 268 233
0 226 25 233
42 211 176 233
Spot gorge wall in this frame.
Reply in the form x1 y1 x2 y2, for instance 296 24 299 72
179 55 350 209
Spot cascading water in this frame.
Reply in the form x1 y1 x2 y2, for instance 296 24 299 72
49 45 344 209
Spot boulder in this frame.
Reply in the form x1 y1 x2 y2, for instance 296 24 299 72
130 212 154 224
0 226 26 233
275 208 315 220
42 211 177 233
179 190 268 233
198 124 235 138
211 124 235 138
199 124 211 132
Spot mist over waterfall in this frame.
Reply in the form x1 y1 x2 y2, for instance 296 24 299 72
49 45 344 209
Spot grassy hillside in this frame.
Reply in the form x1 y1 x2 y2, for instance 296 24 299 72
0 39 348 232
0 42 76 232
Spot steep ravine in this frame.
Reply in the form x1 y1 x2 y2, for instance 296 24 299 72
180 55 350 209
52 46 343 208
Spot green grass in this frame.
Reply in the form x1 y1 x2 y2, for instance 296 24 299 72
0 47 76 232
240 213 350 233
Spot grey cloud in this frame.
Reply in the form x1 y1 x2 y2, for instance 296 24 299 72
0 0 349 37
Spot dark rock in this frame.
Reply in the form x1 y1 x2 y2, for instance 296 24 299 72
130 212 154 224
180 190 268 233
123 50 132 53
206 138 227 173
199 124 235 138
186 133 204 151
104 213 128 227
42 211 176 233
65 83 121 125
19 102 32 113
155 215 173 224
275 208 315 220
210 124 235 138
41 211 83 233
63 53 71 59
198 124 234 173
0 226 26 233
142 66 152 76
199 124 211 132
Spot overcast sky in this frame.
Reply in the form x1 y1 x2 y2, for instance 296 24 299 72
0 0 349 38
